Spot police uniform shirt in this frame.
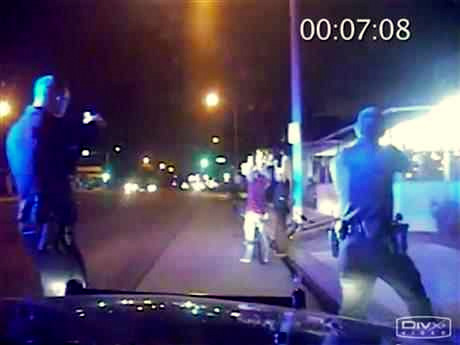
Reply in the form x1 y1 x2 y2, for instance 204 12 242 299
330 141 410 239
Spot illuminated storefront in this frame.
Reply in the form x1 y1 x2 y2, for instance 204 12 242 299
307 97 460 233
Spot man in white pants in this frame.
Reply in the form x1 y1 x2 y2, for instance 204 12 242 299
240 150 271 263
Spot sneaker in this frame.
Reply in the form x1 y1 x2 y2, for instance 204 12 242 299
240 242 255 263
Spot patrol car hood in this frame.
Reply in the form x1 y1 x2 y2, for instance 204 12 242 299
0 294 453 345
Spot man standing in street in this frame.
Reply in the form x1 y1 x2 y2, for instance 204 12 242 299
240 149 271 263
330 106 432 320
6 75 104 291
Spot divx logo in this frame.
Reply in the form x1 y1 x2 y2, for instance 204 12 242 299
396 316 452 339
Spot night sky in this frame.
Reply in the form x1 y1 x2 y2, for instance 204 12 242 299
1 0 459 176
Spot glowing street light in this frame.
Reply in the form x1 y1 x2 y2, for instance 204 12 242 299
143 156 151 165
204 91 219 108
81 149 90 157
167 165 175 174
0 100 11 118
159 162 167 171
211 136 220 144
200 158 209 169
114 145 121 153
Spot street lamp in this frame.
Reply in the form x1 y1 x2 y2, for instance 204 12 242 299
0 100 11 118
114 145 121 153
159 162 167 171
167 165 175 174
203 92 239 170
204 91 219 108
211 135 220 144
143 156 151 165
81 149 90 157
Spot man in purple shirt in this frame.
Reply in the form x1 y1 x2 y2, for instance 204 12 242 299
240 150 271 263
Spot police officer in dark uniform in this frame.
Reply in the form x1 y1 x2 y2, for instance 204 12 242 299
271 148 291 256
330 106 432 320
6 75 104 289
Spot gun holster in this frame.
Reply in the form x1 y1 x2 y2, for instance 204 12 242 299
328 220 352 258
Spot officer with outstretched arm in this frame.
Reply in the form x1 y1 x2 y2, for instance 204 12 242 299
329 106 432 320
6 75 104 289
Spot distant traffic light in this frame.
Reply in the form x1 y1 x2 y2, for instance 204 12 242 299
200 158 209 169
215 156 227 164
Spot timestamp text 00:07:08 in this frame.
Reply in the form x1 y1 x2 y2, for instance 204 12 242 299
299 18 411 41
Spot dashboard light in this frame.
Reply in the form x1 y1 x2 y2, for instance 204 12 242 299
183 301 194 309
230 311 241 318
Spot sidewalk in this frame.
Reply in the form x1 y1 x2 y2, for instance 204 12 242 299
287 208 460 327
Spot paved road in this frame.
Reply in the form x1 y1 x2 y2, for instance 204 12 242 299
0 190 320 310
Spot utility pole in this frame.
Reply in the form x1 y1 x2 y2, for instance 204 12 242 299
289 0 305 220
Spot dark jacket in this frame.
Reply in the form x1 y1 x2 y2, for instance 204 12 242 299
273 180 290 212
6 106 98 199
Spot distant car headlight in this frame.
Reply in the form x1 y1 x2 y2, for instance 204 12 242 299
180 182 190 190
147 184 158 193
124 183 139 194
191 181 206 192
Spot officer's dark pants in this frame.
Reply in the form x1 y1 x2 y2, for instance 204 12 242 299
338 231 432 320
273 206 289 253
18 193 88 285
